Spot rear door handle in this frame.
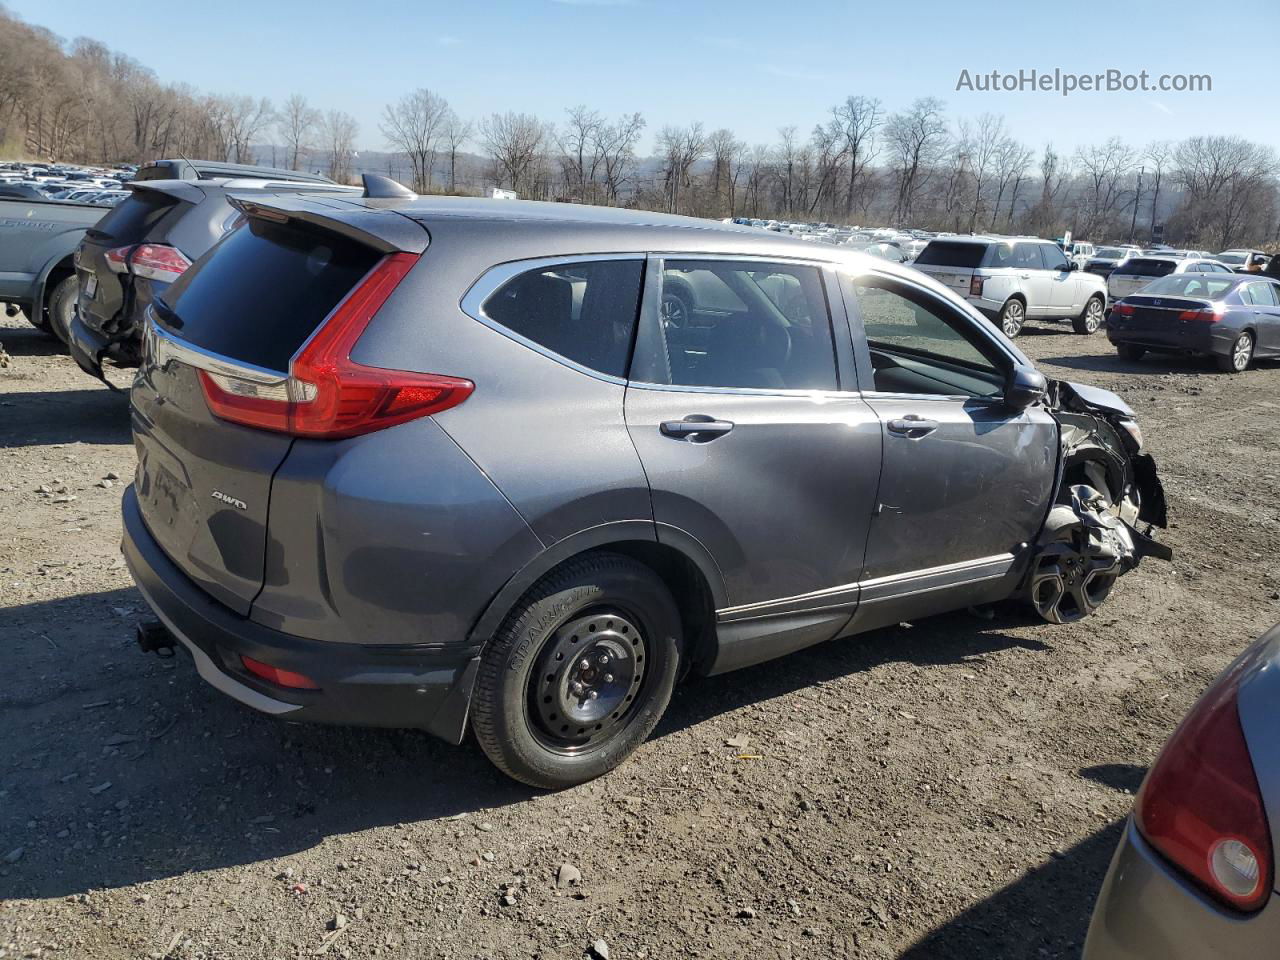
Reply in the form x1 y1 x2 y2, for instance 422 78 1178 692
660 417 734 441
887 415 939 438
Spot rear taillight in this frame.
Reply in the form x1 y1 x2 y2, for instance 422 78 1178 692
969 275 985 297
1177 307 1223 323
1135 654 1272 912
198 253 473 440
1112 303 1135 316
104 243 192 283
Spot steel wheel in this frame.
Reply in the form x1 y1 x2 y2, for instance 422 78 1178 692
999 299 1025 338
527 609 647 754
1030 545 1120 624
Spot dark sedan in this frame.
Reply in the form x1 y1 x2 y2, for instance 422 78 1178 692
1106 273 1280 373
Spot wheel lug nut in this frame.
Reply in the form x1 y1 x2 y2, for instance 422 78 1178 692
579 660 590 671
571 681 584 695
603 673 614 683
597 654 609 665
588 690 599 700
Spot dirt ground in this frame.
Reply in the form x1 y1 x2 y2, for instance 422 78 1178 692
1 309 1278 960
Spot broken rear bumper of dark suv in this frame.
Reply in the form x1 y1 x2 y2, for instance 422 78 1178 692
120 484 478 743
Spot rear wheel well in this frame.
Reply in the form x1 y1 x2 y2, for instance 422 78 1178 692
43 257 76 315
489 541 718 679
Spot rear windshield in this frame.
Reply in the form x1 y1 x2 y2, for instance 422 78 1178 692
1215 252 1247 265
90 188 187 243
1113 258 1177 278
156 217 381 372
913 241 987 268
1138 275 1238 299
1095 247 1127 259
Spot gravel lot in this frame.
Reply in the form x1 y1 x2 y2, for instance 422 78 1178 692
2 311 1279 960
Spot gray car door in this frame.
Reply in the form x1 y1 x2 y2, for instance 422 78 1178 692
624 255 883 671
1245 280 1280 355
839 269 1058 631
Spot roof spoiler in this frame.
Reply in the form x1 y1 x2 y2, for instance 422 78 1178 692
226 193 429 254
362 174 416 200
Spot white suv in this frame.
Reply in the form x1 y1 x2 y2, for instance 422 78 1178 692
913 237 1109 337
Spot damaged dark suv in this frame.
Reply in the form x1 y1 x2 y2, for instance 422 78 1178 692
122 178 1168 788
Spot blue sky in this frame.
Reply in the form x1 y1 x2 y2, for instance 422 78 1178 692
13 0 1274 154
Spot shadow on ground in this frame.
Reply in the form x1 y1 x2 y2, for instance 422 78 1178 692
0 592 1051 900
0 386 129 447
898 819 1124 959
0 321 65 358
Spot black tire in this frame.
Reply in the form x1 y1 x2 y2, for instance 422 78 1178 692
46 275 77 346
1116 344 1145 362
471 553 683 789
997 297 1025 337
1073 295 1105 335
1217 331 1253 373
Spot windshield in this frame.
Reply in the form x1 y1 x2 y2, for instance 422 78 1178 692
1138 275 1238 299
1095 247 1127 259
1215 252 1247 265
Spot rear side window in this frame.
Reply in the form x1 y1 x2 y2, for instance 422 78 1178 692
482 260 643 378
914 241 987 268
90 189 186 242
1116 259 1177 278
156 218 380 371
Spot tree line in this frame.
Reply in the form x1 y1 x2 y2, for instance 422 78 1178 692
2 5 1276 250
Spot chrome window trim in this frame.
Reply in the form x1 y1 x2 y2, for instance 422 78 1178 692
715 552 1014 621
458 253 645 386
145 308 289 387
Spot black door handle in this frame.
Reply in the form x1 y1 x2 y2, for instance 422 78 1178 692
660 417 734 441
887 415 939 438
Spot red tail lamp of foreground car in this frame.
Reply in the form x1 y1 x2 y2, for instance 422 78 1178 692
104 243 193 283
198 253 474 440
1135 651 1273 912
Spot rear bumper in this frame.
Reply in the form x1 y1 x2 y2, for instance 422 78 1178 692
68 312 110 379
1084 820 1279 959
121 484 478 742
1106 322 1226 355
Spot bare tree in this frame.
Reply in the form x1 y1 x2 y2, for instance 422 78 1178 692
219 94 273 164
442 109 472 192
832 95 882 219
277 93 320 171
597 112 645 205
884 97 948 224
1073 137 1137 237
321 109 359 184
480 111 547 196
380 88 450 192
656 123 707 215
706 127 742 217
557 105 604 201
1143 140 1173 242
966 113 1007 232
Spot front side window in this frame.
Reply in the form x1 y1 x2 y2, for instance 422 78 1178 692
482 259 643 378
650 260 837 391
851 276 1005 398
1041 244 1071 271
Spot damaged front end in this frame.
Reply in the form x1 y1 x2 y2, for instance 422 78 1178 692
1027 379 1171 624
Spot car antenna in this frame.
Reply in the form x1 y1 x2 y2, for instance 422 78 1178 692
362 173 416 200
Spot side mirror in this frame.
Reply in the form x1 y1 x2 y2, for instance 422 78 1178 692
1067 261 1079 271
1005 365 1047 410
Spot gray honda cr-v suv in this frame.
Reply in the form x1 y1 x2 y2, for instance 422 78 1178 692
122 176 1169 787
